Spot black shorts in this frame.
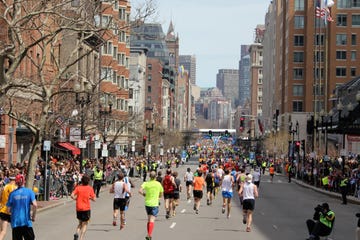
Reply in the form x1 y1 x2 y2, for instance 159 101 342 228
206 186 214 193
113 198 127 211
193 190 203 199
76 210 91 222
173 191 180 200
12 226 35 240
164 192 174 199
0 212 11 222
243 199 255 211
186 181 193 187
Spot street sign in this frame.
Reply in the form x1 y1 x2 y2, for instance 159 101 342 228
43 140 51 151
340 149 346 156
148 144 151 153
101 149 108 157
102 143 107 150
0 135 5 149
249 152 255 160
131 146 135 152
94 141 101 149
132 140 135 146
78 140 86 149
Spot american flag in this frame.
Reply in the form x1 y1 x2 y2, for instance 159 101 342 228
315 0 326 18
55 116 64 126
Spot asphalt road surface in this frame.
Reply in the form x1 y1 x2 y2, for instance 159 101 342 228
4 160 358 240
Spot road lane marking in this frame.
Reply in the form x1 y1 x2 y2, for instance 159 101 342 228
181 209 186 213
170 222 176 229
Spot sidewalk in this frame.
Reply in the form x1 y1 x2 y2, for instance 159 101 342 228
292 178 360 205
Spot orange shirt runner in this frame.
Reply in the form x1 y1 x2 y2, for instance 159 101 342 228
193 176 205 191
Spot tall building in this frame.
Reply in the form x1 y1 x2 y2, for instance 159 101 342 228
99 0 131 156
263 0 360 152
179 55 197 85
216 69 239 108
239 45 251 107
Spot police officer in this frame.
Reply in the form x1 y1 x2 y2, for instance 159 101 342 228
93 165 103 198
340 174 349 205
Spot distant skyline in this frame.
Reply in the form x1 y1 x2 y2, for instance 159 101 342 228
153 0 270 88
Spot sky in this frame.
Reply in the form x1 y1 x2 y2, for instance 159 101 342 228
152 0 271 88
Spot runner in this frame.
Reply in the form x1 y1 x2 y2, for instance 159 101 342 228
162 169 176 219
71 174 96 240
238 174 259 232
193 170 206 214
0 173 17 240
7 174 37 240
110 172 131 229
205 169 215 205
269 164 275 183
139 171 164 240
184 168 194 200
172 171 182 216
221 169 234 218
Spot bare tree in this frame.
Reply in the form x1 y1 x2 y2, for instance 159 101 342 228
0 0 156 188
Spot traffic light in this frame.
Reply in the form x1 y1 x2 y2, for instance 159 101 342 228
208 130 213 138
142 136 147 146
301 139 305 151
240 117 245 132
295 141 300 152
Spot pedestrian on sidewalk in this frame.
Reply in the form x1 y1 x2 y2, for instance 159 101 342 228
0 172 17 240
238 174 258 232
340 173 349 205
92 165 103 198
71 174 96 240
110 172 131 229
7 174 37 240
139 171 164 240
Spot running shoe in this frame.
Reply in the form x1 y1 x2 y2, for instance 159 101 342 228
166 211 170 219
145 236 152 240
74 233 79 240
222 207 225 214
193 204 196 211
195 209 199 214
207 199 210 205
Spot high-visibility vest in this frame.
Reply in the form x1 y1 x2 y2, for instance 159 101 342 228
320 210 335 228
93 169 103 180
340 178 348 187
262 161 266 168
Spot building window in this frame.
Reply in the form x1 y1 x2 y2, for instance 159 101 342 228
351 67 356 76
293 101 303 112
294 52 304 62
354 0 360 7
352 34 357 45
293 85 304 96
314 51 324 62
336 67 347 77
337 0 351 8
337 14 347 26
294 35 304 46
314 34 325 45
336 34 347 45
147 64 152 70
352 15 360 26
313 85 324 96
148 74 152 81
71 0 80 7
336 50 347 60
119 8 126 20
102 41 113 55
293 68 304 80
147 86 151 93
147 96 151 104
294 0 305 10
314 67 324 80
294 16 305 29
129 88 133 99
351 51 357 60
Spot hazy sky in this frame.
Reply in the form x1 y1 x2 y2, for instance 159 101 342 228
152 0 271 88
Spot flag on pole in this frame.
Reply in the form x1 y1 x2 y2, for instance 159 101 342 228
55 116 64 126
315 0 326 18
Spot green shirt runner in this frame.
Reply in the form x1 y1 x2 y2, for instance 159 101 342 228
141 180 164 207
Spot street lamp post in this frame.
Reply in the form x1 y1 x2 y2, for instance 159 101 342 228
289 121 299 163
159 129 165 164
145 120 154 168
75 90 91 174
99 101 112 175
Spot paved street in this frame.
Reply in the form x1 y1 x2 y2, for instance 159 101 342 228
4 162 359 240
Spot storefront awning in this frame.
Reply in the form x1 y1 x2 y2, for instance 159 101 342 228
57 142 81 155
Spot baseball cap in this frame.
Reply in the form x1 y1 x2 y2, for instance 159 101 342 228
15 174 25 186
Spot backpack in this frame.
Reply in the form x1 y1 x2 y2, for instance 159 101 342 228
163 175 174 193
